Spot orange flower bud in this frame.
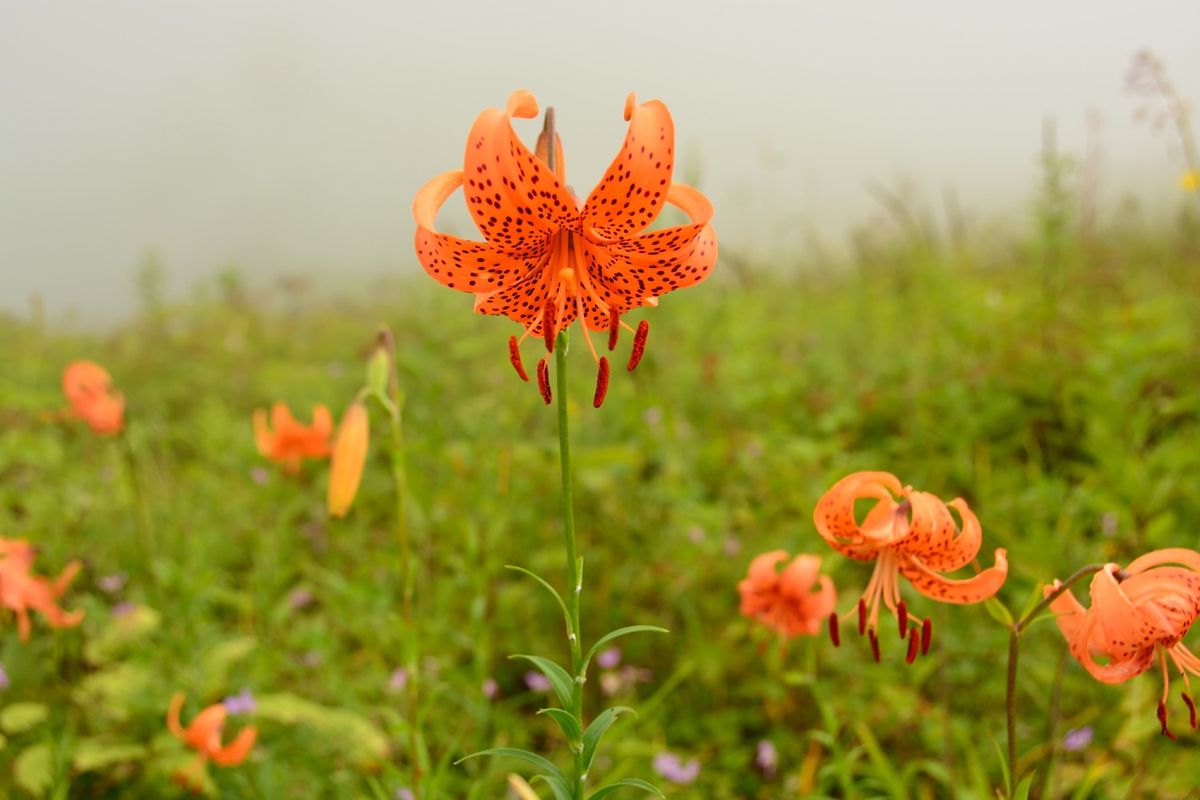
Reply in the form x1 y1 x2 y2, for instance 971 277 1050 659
327 401 369 518
61 360 124 435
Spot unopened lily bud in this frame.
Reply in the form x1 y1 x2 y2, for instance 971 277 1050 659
366 347 391 396
327 401 369 518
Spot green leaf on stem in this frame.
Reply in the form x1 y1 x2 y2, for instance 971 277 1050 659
588 777 665 798
537 707 582 745
455 747 567 787
983 596 1014 627
510 654 575 711
1017 582 1046 623
506 565 571 634
532 773 574 800
1014 772 1035 800
584 626 669 671
581 706 635 773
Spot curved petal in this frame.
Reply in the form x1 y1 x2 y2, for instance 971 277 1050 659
167 693 187 740
1088 566 1168 658
1119 568 1200 642
900 549 1008 604
212 726 257 766
902 496 983 571
813 471 903 561
779 554 821 598
1045 580 1092 650
1068 615 1156 685
583 93 675 240
1126 548 1200 575
462 91 577 255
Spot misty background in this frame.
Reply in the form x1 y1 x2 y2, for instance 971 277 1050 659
2 1 1197 321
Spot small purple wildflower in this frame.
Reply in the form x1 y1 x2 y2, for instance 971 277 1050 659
686 526 706 544
112 601 136 618
250 467 271 486
0 664 10 691
652 751 700 785
596 647 622 670
388 668 409 693
755 739 778 778
482 678 499 700
287 587 315 610
1063 726 1094 752
97 573 127 594
223 688 256 715
394 789 414 800
524 671 552 692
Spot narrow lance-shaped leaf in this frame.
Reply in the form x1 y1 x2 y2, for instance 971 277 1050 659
455 747 567 787
511 654 575 711
589 777 665 799
583 626 669 672
582 706 635 773
538 707 582 746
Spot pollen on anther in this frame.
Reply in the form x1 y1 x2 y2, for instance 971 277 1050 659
543 300 557 353
627 320 649 371
508 336 529 381
869 629 881 663
828 612 840 647
905 633 919 664
1184 693 1197 729
857 598 867 636
607 308 620 351
593 357 610 408
1158 698 1177 739
537 358 551 405
897 600 908 638
920 618 932 655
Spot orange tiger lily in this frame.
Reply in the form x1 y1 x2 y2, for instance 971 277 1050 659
738 551 837 638
414 90 716 407
167 692 257 766
0 538 83 641
61 360 124 435
253 402 333 473
814 471 1007 661
1046 548 1200 738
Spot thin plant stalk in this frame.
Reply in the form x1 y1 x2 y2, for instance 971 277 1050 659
554 330 586 799
1005 563 1103 797
116 429 153 557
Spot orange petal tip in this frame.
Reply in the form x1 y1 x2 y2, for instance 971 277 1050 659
506 90 539 119
624 92 636 121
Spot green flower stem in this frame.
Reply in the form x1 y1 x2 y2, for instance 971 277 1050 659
554 331 586 799
116 429 153 558
1004 563 1104 798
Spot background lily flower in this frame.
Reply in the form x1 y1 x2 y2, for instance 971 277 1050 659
1046 548 1200 737
814 471 1007 659
253 401 333 473
738 550 837 638
167 692 257 766
0 538 83 641
327 400 369 518
413 90 716 405
61 360 124 435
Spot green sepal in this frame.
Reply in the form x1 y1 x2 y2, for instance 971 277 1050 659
537 707 582 745
588 777 664 798
583 626 668 672
510 654 575 711
582 706 635 773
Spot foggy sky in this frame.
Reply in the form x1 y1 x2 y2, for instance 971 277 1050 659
2 0 1198 319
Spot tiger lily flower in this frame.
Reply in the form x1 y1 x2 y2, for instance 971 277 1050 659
167 692 257 766
738 551 837 638
814 471 1008 661
413 90 717 407
61 360 124 435
1046 548 1200 738
253 402 333 473
0 538 83 641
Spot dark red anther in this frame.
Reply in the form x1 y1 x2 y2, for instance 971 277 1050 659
607 308 620 351
857 599 867 636
508 336 529 382
828 612 840 647
868 629 881 663
920 618 932 655
1184 693 1197 729
627 320 649 371
1158 698 1177 739
542 300 557 353
897 601 908 638
905 632 919 664
593 357 610 408
536 358 551 405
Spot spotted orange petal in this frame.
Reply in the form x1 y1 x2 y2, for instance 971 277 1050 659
898 548 1008 604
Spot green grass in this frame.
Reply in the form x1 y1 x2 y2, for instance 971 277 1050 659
1 212 1199 798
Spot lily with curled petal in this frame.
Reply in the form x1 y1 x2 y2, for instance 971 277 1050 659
1046 548 1200 738
253 402 333 473
814 471 1008 660
168 692 257 766
61 360 124 435
738 551 837 638
0 538 83 641
413 90 716 406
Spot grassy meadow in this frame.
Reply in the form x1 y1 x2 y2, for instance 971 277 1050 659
1 193 1199 799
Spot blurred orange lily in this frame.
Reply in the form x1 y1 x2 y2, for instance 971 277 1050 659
61 360 124 435
327 400 369 518
1046 548 1200 738
167 692 257 766
738 551 837 638
414 90 716 406
814 471 1007 660
253 402 333 473
0 538 83 641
